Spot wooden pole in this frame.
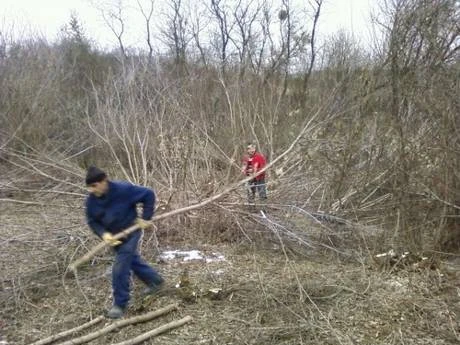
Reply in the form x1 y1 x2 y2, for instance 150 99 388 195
28 316 104 345
112 316 193 345
56 304 177 345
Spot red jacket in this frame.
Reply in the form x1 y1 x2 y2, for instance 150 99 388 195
242 152 266 181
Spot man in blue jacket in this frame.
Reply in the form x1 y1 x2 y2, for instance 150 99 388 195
85 166 164 319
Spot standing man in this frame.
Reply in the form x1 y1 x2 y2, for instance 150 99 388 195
85 166 164 319
241 143 267 211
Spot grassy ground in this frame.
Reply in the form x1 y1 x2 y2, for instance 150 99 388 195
1 202 460 345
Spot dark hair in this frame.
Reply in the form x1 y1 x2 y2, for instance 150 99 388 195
85 166 107 185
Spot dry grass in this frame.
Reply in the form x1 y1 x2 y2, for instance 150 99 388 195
1 200 460 345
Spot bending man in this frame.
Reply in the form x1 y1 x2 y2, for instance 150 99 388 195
85 166 164 319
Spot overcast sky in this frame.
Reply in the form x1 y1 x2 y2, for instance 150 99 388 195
0 0 377 49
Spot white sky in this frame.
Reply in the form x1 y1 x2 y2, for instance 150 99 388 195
0 0 377 50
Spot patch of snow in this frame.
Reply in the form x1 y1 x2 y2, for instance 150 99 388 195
183 250 204 261
205 253 226 263
160 249 225 263
375 249 396 258
386 277 409 292
160 251 177 260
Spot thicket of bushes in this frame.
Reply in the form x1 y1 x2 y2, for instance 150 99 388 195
1 0 459 252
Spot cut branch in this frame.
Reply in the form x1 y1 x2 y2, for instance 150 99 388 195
0 198 79 208
112 316 193 345
56 304 178 345
28 316 104 345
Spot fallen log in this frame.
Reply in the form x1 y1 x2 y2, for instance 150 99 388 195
28 316 104 345
112 315 193 345
56 304 177 345
69 108 323 271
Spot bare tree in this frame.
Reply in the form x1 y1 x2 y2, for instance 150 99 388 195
189 2 209 66
136 0 155 62
231 0 261 76
301 0 323 101
160 0 191 73
262 1 310 90
253 1 273 74
98 0 127 61
209 0 236 75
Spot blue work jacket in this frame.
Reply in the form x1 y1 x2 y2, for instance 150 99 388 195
85 180 155 237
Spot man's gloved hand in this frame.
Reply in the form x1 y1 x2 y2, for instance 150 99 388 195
136 218 151 230
102 232 122 246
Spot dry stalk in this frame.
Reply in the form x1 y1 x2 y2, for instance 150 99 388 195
3 150 84 191
0 198 78 208
55 303 178 345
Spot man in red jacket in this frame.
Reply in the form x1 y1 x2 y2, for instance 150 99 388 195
241 143 267 211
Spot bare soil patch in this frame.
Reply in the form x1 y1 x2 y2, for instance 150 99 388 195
1 203 460 345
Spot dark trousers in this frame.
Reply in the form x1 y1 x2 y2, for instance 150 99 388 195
112 230 163 308
247 178 267 204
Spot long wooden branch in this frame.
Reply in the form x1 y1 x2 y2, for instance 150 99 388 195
69 108 324 271
56 304 178 345
28 316 104 345
0 198 79 208
112 316 193 345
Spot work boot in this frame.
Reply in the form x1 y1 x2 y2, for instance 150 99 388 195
107 305 124 319
142 281 164 296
